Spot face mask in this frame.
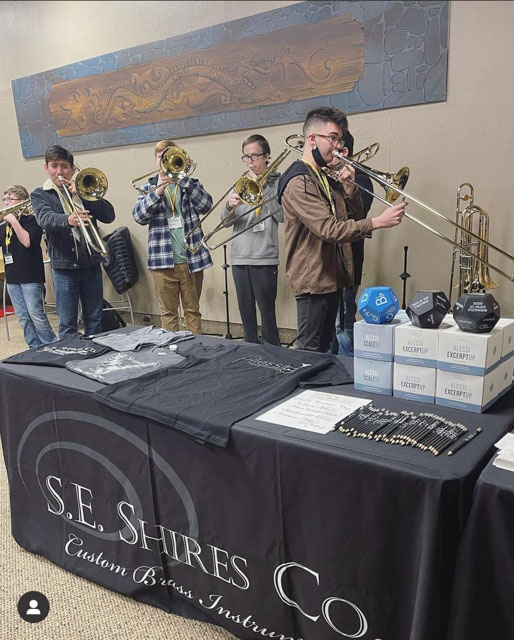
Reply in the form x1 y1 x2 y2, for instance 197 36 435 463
312 146 328 168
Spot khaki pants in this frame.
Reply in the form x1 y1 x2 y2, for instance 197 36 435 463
151 264 204 334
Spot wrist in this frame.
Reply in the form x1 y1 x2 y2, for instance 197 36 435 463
371 217 381 230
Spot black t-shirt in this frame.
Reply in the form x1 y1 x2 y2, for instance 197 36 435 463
94 342 352 446
2 336 112 367
0 215 45 284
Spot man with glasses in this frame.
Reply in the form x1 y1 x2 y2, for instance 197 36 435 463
277 106 406 352
222 134 282 345
0 185 56 348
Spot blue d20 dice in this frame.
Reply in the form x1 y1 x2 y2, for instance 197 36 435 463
358 286 400 324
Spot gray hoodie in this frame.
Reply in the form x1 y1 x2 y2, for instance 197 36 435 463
221 172 282 266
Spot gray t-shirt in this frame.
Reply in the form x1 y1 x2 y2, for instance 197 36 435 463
92 326 193 351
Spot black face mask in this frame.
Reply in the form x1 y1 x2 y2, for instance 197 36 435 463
312 146 328 168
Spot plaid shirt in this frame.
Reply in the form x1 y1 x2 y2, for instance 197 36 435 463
132 176 213 272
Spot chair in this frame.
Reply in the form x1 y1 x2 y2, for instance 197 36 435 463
2 275 16 341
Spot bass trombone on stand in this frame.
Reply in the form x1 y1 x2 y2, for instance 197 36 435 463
58 164 109 257
448 183 498 304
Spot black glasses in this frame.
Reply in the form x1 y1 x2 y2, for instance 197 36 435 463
313 133 345 146
2 196 21 203
241 153 265 162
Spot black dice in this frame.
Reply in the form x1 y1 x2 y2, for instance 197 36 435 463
406 290 451 329
452 292 500 333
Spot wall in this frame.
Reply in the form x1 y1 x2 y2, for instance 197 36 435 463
1 0 513 325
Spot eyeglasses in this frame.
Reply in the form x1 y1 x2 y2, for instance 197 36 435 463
2 196 22 203
313 133 345 146
241 153 265 162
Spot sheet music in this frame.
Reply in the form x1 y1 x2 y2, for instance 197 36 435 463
256 390 372 434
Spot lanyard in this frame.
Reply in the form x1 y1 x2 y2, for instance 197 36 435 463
164 184 179 215
303 161 336 217
5 224 12 250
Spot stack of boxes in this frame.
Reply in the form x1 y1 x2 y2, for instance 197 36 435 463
354 314 514 412
436 319 514 412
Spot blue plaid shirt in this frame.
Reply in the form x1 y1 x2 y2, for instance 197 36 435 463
132 176 213 272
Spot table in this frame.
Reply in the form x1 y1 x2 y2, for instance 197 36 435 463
1 341 513 640
446 458 514 640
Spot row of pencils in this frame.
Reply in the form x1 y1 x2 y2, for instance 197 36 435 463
337 406 470 456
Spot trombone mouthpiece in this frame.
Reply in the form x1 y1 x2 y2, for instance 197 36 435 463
332 149 344 160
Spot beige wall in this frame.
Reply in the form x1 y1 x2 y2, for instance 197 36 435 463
1 0 513 325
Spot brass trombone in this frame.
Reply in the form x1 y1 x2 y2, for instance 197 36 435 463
0 199 33 226
187 145 293 253
58 164 108 257
331 149 514 285
131 145 195 193
448 183 498 303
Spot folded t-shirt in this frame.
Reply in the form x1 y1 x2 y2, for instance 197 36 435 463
2 336 112 367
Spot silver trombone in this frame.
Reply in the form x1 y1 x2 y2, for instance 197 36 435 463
58 165 108 257
331 148 514 285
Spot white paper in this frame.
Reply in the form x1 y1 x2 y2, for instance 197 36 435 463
494 432 514 451
492 448 514 472
256 390 372 434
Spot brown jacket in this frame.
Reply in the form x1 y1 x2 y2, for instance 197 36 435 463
282 165 374 295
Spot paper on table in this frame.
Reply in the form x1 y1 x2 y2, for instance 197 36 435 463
256 390 372 434
492 448 514 472
494 432 514 451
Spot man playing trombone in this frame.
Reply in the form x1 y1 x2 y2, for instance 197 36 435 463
31 145 115 339
222 134 282 346
277 106 406 353
132 139 213 334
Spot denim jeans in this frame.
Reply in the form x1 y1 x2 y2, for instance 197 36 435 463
7 282 56 348
331 285 358 356
52 266 104 339
295 291 340 353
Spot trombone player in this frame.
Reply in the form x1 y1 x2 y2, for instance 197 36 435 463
277 106 406 353
222 134 282 346
132 139 213 334
31 144 115 339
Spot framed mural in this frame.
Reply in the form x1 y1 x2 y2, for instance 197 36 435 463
13 0 449 158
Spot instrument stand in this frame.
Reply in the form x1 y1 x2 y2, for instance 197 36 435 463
399 245 411 309
222 244 233 339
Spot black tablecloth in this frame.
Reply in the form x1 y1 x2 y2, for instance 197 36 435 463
1 338 513 640
447 459 514 640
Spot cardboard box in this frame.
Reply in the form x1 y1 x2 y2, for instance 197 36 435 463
436 368 498 413
354 317 407 362
394 322 452 367
354 358 393 395
495 318 514 361
437 325 502 375
494 354 514 398
393 363 436 404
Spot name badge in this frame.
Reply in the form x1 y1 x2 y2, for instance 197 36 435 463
252 223 265 233
4 252 13 264
168 217 183 229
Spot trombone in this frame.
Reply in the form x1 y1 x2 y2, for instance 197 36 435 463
448 183 498 303
58 164 108 257
330 148 514 285
131 145 195 193
0 199 33 226
187 145 293 253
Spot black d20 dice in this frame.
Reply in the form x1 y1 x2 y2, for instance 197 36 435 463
406 290 451 329
452 292 501 333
